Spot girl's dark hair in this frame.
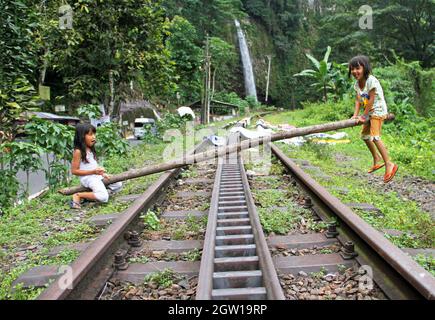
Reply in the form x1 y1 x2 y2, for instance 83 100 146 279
348 55 371 79
73 123 97 163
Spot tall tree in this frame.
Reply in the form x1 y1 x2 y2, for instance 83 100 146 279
209 37 239 95
166 16 203 103
309 0 434 67
375 0 434 68
44 0 175 118
0 0 41 143
164 0 246 38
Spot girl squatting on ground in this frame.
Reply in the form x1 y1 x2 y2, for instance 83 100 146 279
349 55 398 183
70 123 122 209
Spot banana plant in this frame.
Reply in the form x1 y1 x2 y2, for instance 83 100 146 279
294 46 334 102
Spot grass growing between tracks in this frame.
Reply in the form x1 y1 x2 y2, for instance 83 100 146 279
141 211 208 241
271 141 434 248
0 248 80 300
0 141 171 300
263 102 434 273
0 114 248 299
144 269 177 289
129 248 202 264
251 185 328 235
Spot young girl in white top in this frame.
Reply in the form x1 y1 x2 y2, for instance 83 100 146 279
349 55 398 183
70 123 122 209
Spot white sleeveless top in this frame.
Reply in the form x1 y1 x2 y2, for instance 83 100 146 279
79 150 102 184
354 75 388 117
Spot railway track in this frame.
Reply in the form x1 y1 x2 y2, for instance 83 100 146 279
25 118 434 300
196 153 284 300
263 143 434 300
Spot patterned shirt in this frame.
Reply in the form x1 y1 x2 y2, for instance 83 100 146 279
354 75 388 117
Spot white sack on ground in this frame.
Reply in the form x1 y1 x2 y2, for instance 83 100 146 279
229 126 272 139
306 132 348 140
206 135 226 146
177 106 195 119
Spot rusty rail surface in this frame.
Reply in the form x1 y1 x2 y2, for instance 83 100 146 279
36 113 434 300
270 143 435 300
197 143 284 300
37 140 210 300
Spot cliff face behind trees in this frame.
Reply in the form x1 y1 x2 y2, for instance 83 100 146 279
163 0 315 108
2 1 431 117
163 0 434 109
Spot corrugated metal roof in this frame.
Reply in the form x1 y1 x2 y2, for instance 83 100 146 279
28 112 80 121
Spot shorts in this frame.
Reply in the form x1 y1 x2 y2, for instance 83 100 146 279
361 115 386 141
81 176 122 203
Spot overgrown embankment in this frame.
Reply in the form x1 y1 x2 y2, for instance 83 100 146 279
264 101 434 254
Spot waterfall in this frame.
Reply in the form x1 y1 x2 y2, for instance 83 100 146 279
234 20 257 101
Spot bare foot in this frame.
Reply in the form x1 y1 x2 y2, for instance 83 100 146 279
73 194 81 203
71 194 81 209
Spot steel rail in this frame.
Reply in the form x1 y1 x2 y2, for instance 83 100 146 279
196 147 284 299
196 159 222 299
271 143 435 300
239 153 285 300
37 140 210 300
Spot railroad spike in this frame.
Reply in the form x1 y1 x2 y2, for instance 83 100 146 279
127 230 142 247
303 196 313 208
340 241 358 260
113 250 129 270
325 222 339 238
123 231 132 241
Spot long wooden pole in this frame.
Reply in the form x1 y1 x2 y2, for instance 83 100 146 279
59 114 394 195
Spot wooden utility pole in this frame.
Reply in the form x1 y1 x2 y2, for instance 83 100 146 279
265 55 272 102
109 69 115 117
201 36 211 125
59 114 395 195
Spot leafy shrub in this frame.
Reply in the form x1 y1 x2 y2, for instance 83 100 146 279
25 118 74 161
25 118 74 188
0 78 39 143
245 95 260 109
144 269 176 288
321 112 341 122
0 171 20 214
141 210 160 230
213 92 249 115
157 112 191 135
376 59 434 117
75 104 102 120
0 141 44 209
95 122 128 158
